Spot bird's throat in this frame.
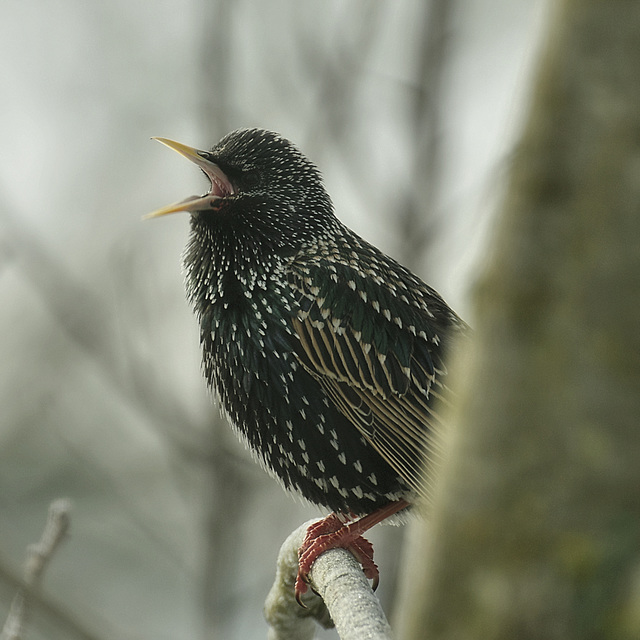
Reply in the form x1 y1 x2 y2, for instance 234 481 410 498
183 218 284 321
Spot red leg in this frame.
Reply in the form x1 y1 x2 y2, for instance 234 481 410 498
295 499 409 604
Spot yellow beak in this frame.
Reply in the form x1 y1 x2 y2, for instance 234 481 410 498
145 138 234 219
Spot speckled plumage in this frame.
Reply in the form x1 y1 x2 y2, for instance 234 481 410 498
157 128 466 517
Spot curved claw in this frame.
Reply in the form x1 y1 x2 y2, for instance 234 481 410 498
294 576 309 608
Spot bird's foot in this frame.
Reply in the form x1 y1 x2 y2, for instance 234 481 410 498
295 512 378 605
294 499 410 605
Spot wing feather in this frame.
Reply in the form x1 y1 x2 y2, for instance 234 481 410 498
283 232 468 501
287 260 458 500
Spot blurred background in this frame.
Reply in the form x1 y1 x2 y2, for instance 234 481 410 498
0 1 548 638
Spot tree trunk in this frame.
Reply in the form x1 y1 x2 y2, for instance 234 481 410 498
399 0 640 638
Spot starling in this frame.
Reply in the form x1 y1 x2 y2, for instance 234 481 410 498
147 128 466 600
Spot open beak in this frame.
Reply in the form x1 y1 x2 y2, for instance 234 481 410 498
144 138 234 219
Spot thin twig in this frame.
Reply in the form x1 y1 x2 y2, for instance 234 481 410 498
1 499 71 640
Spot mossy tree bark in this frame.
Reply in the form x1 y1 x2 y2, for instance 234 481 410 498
399 1 640 638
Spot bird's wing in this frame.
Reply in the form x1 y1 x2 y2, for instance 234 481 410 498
286 258 454 499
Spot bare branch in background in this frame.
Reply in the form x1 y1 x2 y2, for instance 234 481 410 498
0 561 106 640
2 500 71 640
399 0 453 272
198 0 235 136
300 3 384 162
0 501 116 640
0 199 228 463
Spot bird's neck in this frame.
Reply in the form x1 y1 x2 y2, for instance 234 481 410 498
183 219 286 320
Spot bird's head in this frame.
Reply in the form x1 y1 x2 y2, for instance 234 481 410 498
146 128 334 247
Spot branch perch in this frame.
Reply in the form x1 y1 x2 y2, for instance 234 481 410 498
265 519 392 640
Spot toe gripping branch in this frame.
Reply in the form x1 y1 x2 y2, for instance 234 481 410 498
294 499 409 605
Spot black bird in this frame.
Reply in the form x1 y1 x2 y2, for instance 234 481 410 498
147 128 466 599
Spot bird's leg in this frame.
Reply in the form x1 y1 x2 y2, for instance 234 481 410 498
295 499 410 604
